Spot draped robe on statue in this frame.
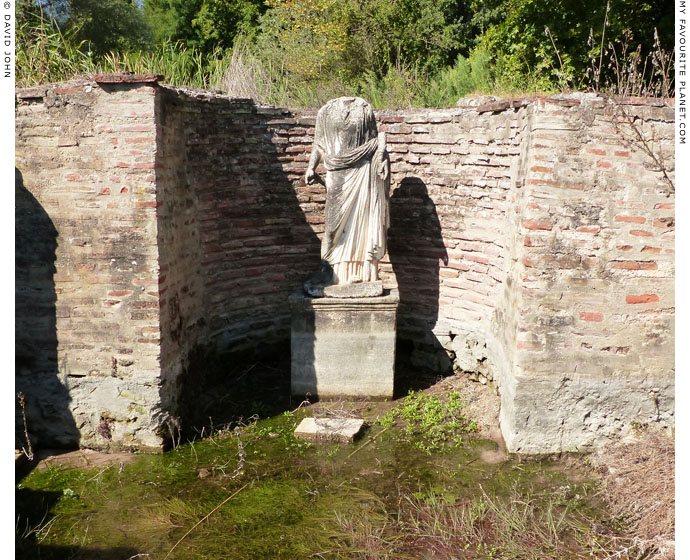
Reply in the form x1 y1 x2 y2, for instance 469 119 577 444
307 97 390 286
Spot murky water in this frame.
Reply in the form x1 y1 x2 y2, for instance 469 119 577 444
16 403 616 560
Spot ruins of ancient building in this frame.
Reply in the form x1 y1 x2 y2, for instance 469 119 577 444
15 75 675 453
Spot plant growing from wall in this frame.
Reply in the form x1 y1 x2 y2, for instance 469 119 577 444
17 392 34 461
585 14 675 193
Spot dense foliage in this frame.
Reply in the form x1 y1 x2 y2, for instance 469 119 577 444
476 0 674 91
16 0 674 106
143 0 265 50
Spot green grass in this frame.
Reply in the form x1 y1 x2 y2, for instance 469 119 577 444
16 395 642 560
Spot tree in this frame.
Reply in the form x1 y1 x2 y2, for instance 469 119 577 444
339 0 471 78
143 0 265 51
254 0 472 87
475 0 674 90
255 0 348 82
69 0 153 55
193 0 265 50
144 0 204 47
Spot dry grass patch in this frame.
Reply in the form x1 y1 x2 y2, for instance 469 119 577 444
589 430 675 560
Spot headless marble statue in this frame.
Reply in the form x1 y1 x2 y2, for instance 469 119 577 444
304 97 390 297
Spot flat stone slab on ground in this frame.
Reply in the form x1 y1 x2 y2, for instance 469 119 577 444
35 449 139 470
294 417 365 443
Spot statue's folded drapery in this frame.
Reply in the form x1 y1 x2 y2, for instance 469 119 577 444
307 97 390 285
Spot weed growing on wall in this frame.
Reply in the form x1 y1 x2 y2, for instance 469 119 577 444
582 19 675 193
16 393 34 461
587 28 674 98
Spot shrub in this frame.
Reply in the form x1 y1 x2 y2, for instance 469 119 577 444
421 48 494 106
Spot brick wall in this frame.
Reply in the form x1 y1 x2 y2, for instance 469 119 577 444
164 91 321 352
15 79 674 452
150 90 320 385
16 79 166 450
377 103 530 382
502 97 675 451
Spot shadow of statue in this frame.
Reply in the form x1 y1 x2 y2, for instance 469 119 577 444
15 168 80 450
388 177 450 395
159 97 323 439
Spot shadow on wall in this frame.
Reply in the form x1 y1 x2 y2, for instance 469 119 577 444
15 168 80 450
388 176 450 394
165 98 322 437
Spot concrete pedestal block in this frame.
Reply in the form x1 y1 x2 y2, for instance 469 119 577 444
289 290 399 399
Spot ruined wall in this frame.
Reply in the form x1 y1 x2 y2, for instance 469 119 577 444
15 78 674 453
503 97 675 451
377 97 674 452
153 88 203 419
15 79 167 450
151 89 323 420
376 103 529 383
157 90 320 354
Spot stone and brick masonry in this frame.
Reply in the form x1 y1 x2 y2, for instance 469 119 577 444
15 76 674 453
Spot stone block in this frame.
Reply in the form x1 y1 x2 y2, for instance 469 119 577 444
289 290 398 399
294 417 365 443
499 372 675 453
308 281 383 298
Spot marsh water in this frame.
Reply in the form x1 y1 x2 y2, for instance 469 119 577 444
16 392 623 560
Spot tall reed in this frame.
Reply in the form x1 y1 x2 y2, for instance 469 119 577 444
16 11 96 87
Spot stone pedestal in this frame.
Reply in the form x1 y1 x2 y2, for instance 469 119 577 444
289 290 399 399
